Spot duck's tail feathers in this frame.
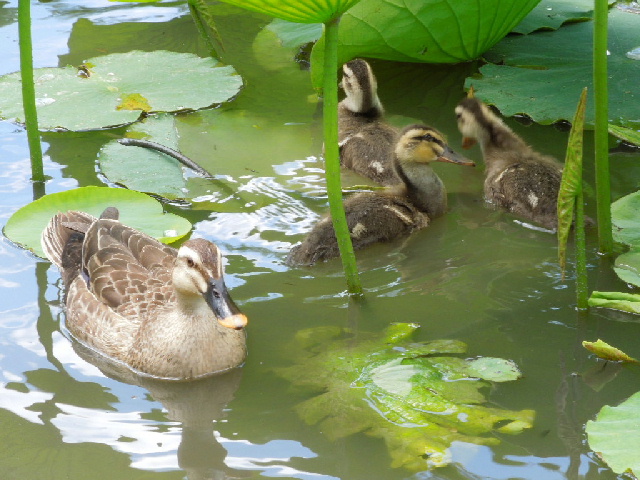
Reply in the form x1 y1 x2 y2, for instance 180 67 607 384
41 210 98 269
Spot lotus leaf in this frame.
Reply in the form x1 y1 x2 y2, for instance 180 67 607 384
276 323 534 470
99 114 187 199
3 186 192 258
0 51 243 131
586 391 640 476
468 8 640 128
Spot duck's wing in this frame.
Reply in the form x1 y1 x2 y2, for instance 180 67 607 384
41 210 98 269
81 217 178 319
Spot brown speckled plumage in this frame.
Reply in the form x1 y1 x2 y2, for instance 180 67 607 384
456 97 563 231
287 125 474 265
338 58 400 186
42 208 247 380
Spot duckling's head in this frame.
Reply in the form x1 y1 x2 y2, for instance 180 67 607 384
455 97 506 149
395 125 475 167
340 58 383 115
172 238 247 330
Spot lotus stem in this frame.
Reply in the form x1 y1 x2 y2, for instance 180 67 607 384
593 0 612 253
18 0 44 183
575 189 588 310
322 16 362 296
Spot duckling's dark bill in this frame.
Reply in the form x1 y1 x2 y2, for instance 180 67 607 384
437 147 475 166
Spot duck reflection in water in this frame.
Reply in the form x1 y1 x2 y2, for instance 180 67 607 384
73 341 246 480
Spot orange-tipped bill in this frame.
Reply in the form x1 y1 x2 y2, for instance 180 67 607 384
218 313 248 330
437 145 475 167
461 137 477 149
206 277 248 330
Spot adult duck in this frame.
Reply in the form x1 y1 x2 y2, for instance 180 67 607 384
41 207 247 380
287 125 474 265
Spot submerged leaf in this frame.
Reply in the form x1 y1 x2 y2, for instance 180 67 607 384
557 87 587 277
582 339 638 363
3 187 192 258
512 0 601 34
586 391 640 476
276 324 534 470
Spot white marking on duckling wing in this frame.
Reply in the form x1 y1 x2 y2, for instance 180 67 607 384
383 205 415 226
371 161 385 173
350 222 367 238
527 192 539 208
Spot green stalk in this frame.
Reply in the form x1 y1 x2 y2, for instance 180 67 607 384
18 0 44 183
575 189 588 309
322 17 362 296
593 0 612 253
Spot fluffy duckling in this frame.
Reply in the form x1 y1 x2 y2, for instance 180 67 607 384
287 125 474 265
338 58 400 186
455 96 563 231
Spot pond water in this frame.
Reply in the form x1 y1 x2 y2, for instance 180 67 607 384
1 1 640 479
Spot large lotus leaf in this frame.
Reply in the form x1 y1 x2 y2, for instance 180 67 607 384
276 323 534 471
0 51 243 131
586 391 640 476
512 0 613 34
98 114 187 199
330 0 540 64
216 0 361 23
3 186 192 258
468 8 640 128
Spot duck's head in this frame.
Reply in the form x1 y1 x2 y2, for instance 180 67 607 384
340 58 383 115
172 238 247 330
455 97 505 149
395 125 475 167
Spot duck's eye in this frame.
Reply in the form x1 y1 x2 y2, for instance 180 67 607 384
186 258 195 268
422 134 435 142
456 113 462 120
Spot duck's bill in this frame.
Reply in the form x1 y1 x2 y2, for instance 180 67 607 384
205 278 248 330
461 137 477 149
437 146 475 166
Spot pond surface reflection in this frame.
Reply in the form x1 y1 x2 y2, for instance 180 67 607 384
1 1 640 479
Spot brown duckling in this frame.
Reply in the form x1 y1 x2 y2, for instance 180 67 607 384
286 125 475 266
455 96 563 231
338 58 400 186
41 207 247 380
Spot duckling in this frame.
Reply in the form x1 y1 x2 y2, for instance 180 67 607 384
41 207 247 380
455 96 563 231
286 125 474 265
338 58 400 186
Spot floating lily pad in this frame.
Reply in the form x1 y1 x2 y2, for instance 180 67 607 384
3 186 192 258
586 391 640 476
468 8 640 128
512 0 606 34
276 323 534 470
99 114 187 199
612 191 640 248
613 250 640 288
0 51 243 131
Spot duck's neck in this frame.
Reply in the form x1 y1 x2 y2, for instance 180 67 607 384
340 88 384 119
477 114 528 158
395 161 447 218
